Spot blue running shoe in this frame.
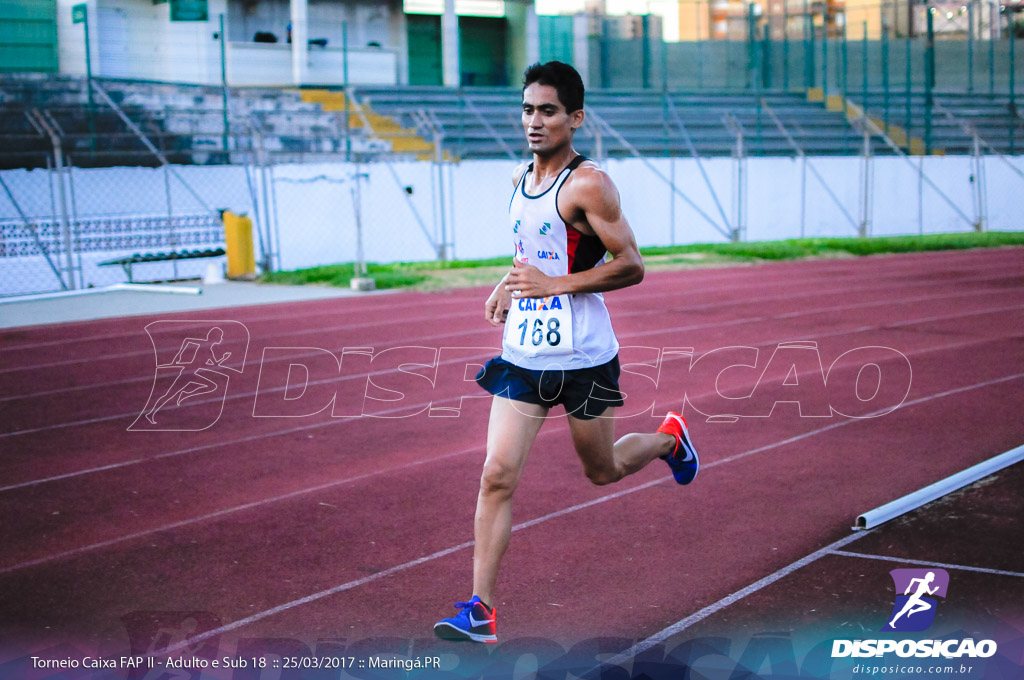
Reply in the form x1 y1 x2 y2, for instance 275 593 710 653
433 596 497 643
657 412 700 485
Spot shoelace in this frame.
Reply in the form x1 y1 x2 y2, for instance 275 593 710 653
453 601 475 610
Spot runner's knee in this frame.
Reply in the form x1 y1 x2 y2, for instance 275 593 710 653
480 457 520 496
584 464 621 486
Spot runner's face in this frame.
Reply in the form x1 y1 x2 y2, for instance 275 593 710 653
521 83 581 156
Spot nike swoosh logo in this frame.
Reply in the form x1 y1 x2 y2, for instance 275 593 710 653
668 415 695 462
468 613 493 628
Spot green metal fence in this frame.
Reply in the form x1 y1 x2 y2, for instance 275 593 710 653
594 1 1022 96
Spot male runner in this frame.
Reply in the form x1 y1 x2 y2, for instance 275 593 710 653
433 62 700 644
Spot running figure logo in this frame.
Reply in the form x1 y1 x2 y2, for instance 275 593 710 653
130 321 249 431
883 568 950 632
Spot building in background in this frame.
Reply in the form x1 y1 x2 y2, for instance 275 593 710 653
1 0 60 72
1 0 541 87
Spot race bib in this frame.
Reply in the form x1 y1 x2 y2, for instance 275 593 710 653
503 294 574 357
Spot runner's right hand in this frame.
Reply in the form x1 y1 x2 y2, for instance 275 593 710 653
485 277 512 326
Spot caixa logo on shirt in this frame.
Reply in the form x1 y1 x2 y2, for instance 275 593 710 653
537 250 560 260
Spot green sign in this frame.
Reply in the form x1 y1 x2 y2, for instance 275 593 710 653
72 3 87 24
170 0 207 22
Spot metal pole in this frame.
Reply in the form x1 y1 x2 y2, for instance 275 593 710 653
805 0 814 88
50 125 75 288
734 127 745 242
748 3 757 90
972 133 985 230
670 152 676 245
259 144 274 271
925 7 935 154
601 18 610 88
43 118 74 288
750 4 762 150
343 21 351 162
862 22 868 113
83 6 95 154
447 157 456 259
842 16 848 101
1011 12 1017 109
164 163 178 279
917 155 924 234
800 154 807 237
860 113 871 237
696 1 704 88
1011 14 1017 155
990 2 996 94
976 133 988 231
822 18 829 95
905 33 912 136
642 13 651 89
434 131 447 261
784 1 790 90
220 14 230 157
353 160 366 277
968 2 975 92
68 163 84 289
661 34 668 92
882 18 890 134
269 164 282 270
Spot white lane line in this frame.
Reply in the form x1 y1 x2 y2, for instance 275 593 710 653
134 373 1024 654
4 248 1007 353
0 391 474 493
3 318 1022 495
3 288 1021 440
3 275 1015 403
3 259 1014 373
830 551 1024 579
586 531 872 675
158 537 476 655
8 368 1018 573
0 442 488 577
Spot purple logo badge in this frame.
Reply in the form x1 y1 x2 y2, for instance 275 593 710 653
882 568 949 632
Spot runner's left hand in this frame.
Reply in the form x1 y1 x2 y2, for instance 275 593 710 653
505 260 555 299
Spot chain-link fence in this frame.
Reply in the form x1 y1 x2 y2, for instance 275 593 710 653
0 77 451 297
3 1 1023 300
585 0 1023 94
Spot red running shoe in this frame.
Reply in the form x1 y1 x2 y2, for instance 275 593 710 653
657 412 700 485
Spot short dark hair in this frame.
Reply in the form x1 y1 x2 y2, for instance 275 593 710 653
523 61 584 113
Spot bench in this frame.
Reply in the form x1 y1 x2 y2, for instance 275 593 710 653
98 247 226 282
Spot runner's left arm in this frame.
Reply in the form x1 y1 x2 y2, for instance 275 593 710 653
504 167 643 298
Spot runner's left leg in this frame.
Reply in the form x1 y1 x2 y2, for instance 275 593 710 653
567 409 676 485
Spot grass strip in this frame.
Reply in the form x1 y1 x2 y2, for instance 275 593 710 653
260 231 1024 290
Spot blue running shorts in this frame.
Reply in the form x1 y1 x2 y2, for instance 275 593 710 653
475 355 625 420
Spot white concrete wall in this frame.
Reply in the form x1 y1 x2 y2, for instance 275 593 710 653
58 0 226 83
226 43 398 86
2 155 1021 296
58 0 403 86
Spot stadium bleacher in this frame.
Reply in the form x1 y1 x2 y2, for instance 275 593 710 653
1 73 1021 169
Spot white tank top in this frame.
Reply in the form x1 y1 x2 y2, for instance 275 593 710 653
502 156 619 370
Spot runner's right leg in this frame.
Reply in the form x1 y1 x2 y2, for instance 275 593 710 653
473 396 548 608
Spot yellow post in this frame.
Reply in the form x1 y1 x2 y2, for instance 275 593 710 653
222 210 256 279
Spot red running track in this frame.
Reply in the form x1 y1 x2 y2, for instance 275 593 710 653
0 248 1022 666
